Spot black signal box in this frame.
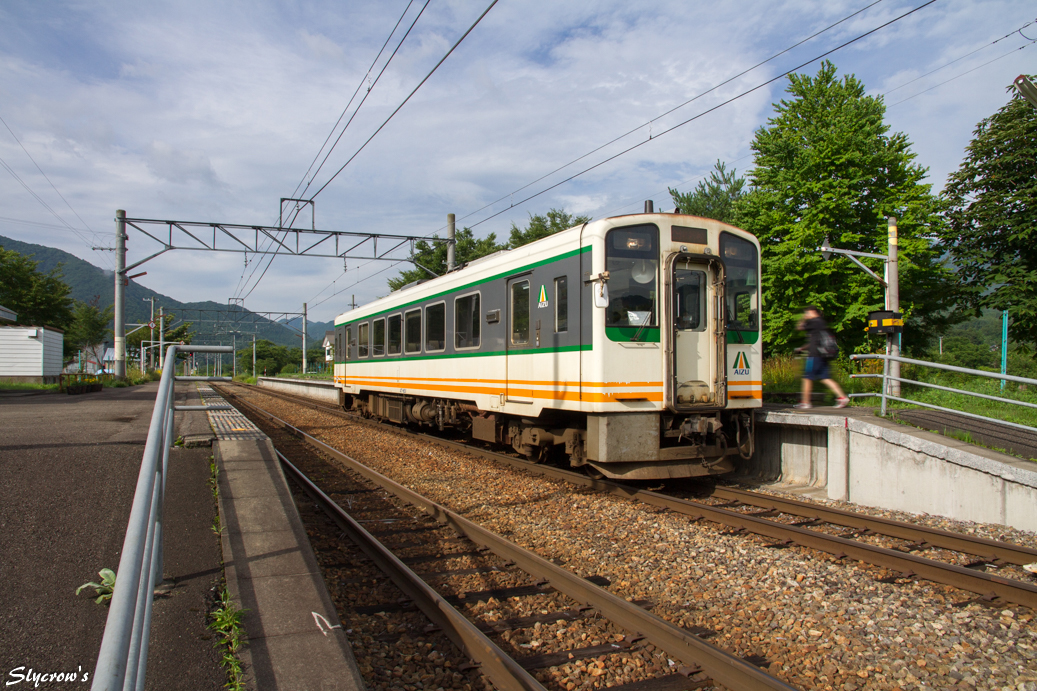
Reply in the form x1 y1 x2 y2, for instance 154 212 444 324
867 310 903 334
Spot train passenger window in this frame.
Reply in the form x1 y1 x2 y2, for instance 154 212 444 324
425 303 445 351
673 266 706 332
511 281 530 345
372 318 385 356
455 293 481 349
387 314 402 355
719 232 760 332
404 309 421 354
345 326 352 359
554 277 568 333
605 225 658 336
358 322 369 358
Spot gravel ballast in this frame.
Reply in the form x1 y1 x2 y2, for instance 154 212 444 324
232 387 1037 691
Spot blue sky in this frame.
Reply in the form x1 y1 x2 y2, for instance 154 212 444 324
0 0 1034 323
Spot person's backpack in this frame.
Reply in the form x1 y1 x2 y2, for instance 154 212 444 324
818 330 839 360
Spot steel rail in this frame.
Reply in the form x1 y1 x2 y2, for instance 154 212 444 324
706 486 1037 567
276 451 549 691
225 391 800 691
224 383 1037 609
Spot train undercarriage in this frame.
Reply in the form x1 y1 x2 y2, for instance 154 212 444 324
347 391 753 480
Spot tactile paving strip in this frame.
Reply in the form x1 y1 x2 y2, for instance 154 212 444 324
197 385 267 441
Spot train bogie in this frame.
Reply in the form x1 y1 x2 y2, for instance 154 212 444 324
333 212 761 480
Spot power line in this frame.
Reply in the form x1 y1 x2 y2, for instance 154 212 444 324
288 0 418 203
309 0 500 200
431 0 890 238
459 0 939 233
887 40 1034 108
0 115 114 268
881 18 1034 97
238 1 433 302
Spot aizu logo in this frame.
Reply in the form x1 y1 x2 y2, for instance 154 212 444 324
733 351 750 376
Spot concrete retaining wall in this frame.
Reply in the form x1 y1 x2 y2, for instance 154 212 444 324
741 410 1037 534
257 377 342 405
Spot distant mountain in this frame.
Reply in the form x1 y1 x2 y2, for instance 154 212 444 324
0 235 332 348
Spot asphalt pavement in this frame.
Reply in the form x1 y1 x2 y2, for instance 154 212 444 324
0 382 224 690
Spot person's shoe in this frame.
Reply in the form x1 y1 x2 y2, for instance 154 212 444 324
835 396 849 409
794 403 812 409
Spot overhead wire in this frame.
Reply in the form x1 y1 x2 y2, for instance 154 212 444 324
309 0 500 200
0 114 115 268
886 40 1034 108
237 0 434 302
418 0 890 238
458 0 939 233
881 18 1034 97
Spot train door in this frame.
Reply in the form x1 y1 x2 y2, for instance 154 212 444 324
506 275 534 402
670 256 724 409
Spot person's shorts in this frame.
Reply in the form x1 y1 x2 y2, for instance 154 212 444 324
804 357 831 381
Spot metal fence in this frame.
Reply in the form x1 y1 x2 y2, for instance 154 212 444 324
91 344 234 691
849 353 1037 432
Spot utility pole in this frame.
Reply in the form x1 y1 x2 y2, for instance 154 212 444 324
143 297 155 371
302 303 307 374
252 334 256 379
158 307 165 369
447 213 456 272
887 217 900 397
114 210 127 378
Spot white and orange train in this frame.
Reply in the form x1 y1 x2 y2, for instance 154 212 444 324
332 211 762 480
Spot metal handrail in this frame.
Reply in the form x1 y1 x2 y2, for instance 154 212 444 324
91 344 233 691
850 353 1037 431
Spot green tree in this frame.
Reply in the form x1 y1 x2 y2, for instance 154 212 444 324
736 61 956 355
65 297 114 363
669 160 746 223
940 78 1037 350
507 209 591 248
388 227 503 291
0 246 74 328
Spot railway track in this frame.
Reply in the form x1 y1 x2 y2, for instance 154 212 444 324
228 387 799 690
217 382 1037 611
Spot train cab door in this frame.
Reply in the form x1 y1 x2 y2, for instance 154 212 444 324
506 275 534 403
670 256 724 409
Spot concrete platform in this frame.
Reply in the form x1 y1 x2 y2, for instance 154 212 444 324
206 387 365 691
740 405 1037 533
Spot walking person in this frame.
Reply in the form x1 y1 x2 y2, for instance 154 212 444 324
795 306 849 409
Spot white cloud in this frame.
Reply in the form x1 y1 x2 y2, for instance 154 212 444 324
0 0 1033 322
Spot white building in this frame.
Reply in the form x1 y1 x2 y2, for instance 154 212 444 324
0 325 65 384
323 330 335 362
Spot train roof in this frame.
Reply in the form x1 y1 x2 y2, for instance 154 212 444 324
334 213 757 326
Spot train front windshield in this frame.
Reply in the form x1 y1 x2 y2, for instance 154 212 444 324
719 232 759 333
605 225 658 333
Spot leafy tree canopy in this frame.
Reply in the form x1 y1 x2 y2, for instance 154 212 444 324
940 77 1037 350
0 246 74 329
235 339 302 375
669 160 746 224
65 297 114 361
507 209 590 248
386 209 588 292
736 61 956 355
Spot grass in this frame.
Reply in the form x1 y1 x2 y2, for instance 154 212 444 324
209 587 248 691
0 381 59 391
763 354 1037 428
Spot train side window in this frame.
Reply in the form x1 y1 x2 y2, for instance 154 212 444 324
404 309 421 354
454 293 481 349
425 302 445 352
511 281 530 345
554 277 568 333
372 318 385 357
345 326 352 360
358 322 369 358
387 314 402 355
